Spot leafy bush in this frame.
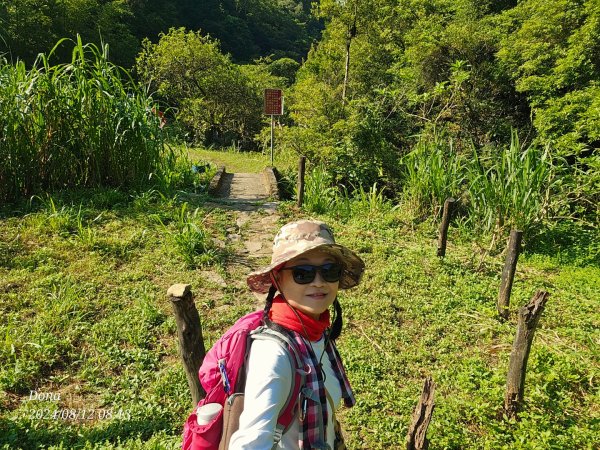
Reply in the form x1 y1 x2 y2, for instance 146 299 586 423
137 28 283 148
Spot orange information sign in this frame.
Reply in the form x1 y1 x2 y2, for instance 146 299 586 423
264 89 283 115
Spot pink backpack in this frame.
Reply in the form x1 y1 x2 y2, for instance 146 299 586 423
182 310 305 450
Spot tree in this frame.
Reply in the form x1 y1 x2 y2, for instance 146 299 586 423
497 0 600 154
136 28 281 147
283 0 529 182
497 0 600 216
0 0 320 68
0 0 60 65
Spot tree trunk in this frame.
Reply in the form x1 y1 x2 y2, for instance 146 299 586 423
342 15 357 104
342 38 351 103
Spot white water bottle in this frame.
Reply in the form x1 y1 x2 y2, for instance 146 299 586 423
196 402 223 425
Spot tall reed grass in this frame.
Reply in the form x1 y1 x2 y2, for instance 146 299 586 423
302 165 338 214
302 165 394 219
0 37 170 203
465 131 555 236
400 131 557 239
402 137 464 216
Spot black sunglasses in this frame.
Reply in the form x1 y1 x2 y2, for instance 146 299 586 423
280 263 343 284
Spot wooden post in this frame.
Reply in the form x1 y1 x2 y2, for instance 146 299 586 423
504 290 549 420
167 283 206 408
406 377 435 450
497 230 523 320
297 156 306 208
437 197 455 257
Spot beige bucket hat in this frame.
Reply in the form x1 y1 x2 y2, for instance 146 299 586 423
247 219 365 294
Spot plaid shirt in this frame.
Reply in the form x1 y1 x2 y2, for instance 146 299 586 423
286 331 355 449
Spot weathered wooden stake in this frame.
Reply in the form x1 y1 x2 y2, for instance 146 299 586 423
437 197 456 257
168 283 206 408
497 230 523 320
406 377 436 450
297 156 306 208
504 290 549 420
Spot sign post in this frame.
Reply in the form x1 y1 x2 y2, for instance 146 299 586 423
264 89 283 166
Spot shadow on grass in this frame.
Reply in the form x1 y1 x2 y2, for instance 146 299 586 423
0 182 211 220
0 415 180 450
525 221 600 267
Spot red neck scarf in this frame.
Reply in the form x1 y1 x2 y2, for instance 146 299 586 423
269 295 330 341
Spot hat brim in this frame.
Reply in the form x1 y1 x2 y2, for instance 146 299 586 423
247 243 365 294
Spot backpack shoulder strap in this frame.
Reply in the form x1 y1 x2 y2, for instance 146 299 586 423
250 326 307 447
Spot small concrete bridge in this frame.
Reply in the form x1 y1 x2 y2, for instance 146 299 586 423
208 167 281 210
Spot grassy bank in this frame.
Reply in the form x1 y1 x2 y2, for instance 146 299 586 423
186 146 298 174
0 172 598 448
303 205 599 449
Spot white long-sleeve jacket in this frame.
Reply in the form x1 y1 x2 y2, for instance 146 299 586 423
228 336 342 449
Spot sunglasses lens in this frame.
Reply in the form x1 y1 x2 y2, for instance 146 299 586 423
291 266 316 284
321 263 343 282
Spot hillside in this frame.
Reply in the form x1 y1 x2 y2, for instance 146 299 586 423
0 0 321 67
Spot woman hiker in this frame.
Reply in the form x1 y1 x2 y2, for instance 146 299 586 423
229 219 365 449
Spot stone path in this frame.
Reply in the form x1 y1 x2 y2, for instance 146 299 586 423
209 170 282 303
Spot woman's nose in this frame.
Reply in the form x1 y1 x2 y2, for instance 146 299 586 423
310 270 326 286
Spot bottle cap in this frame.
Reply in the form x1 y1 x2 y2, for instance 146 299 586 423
196 402 223 425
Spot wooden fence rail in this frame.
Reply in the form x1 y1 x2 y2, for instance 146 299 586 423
297 156 306 208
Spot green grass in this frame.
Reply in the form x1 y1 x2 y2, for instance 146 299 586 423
186 145 298 173
0 182 236 449
1 176 598 448
319 211 598 449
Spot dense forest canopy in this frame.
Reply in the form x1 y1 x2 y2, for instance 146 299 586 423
278 0 599 216
0 0 321 66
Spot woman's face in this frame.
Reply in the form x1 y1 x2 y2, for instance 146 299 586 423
274 249 340 319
